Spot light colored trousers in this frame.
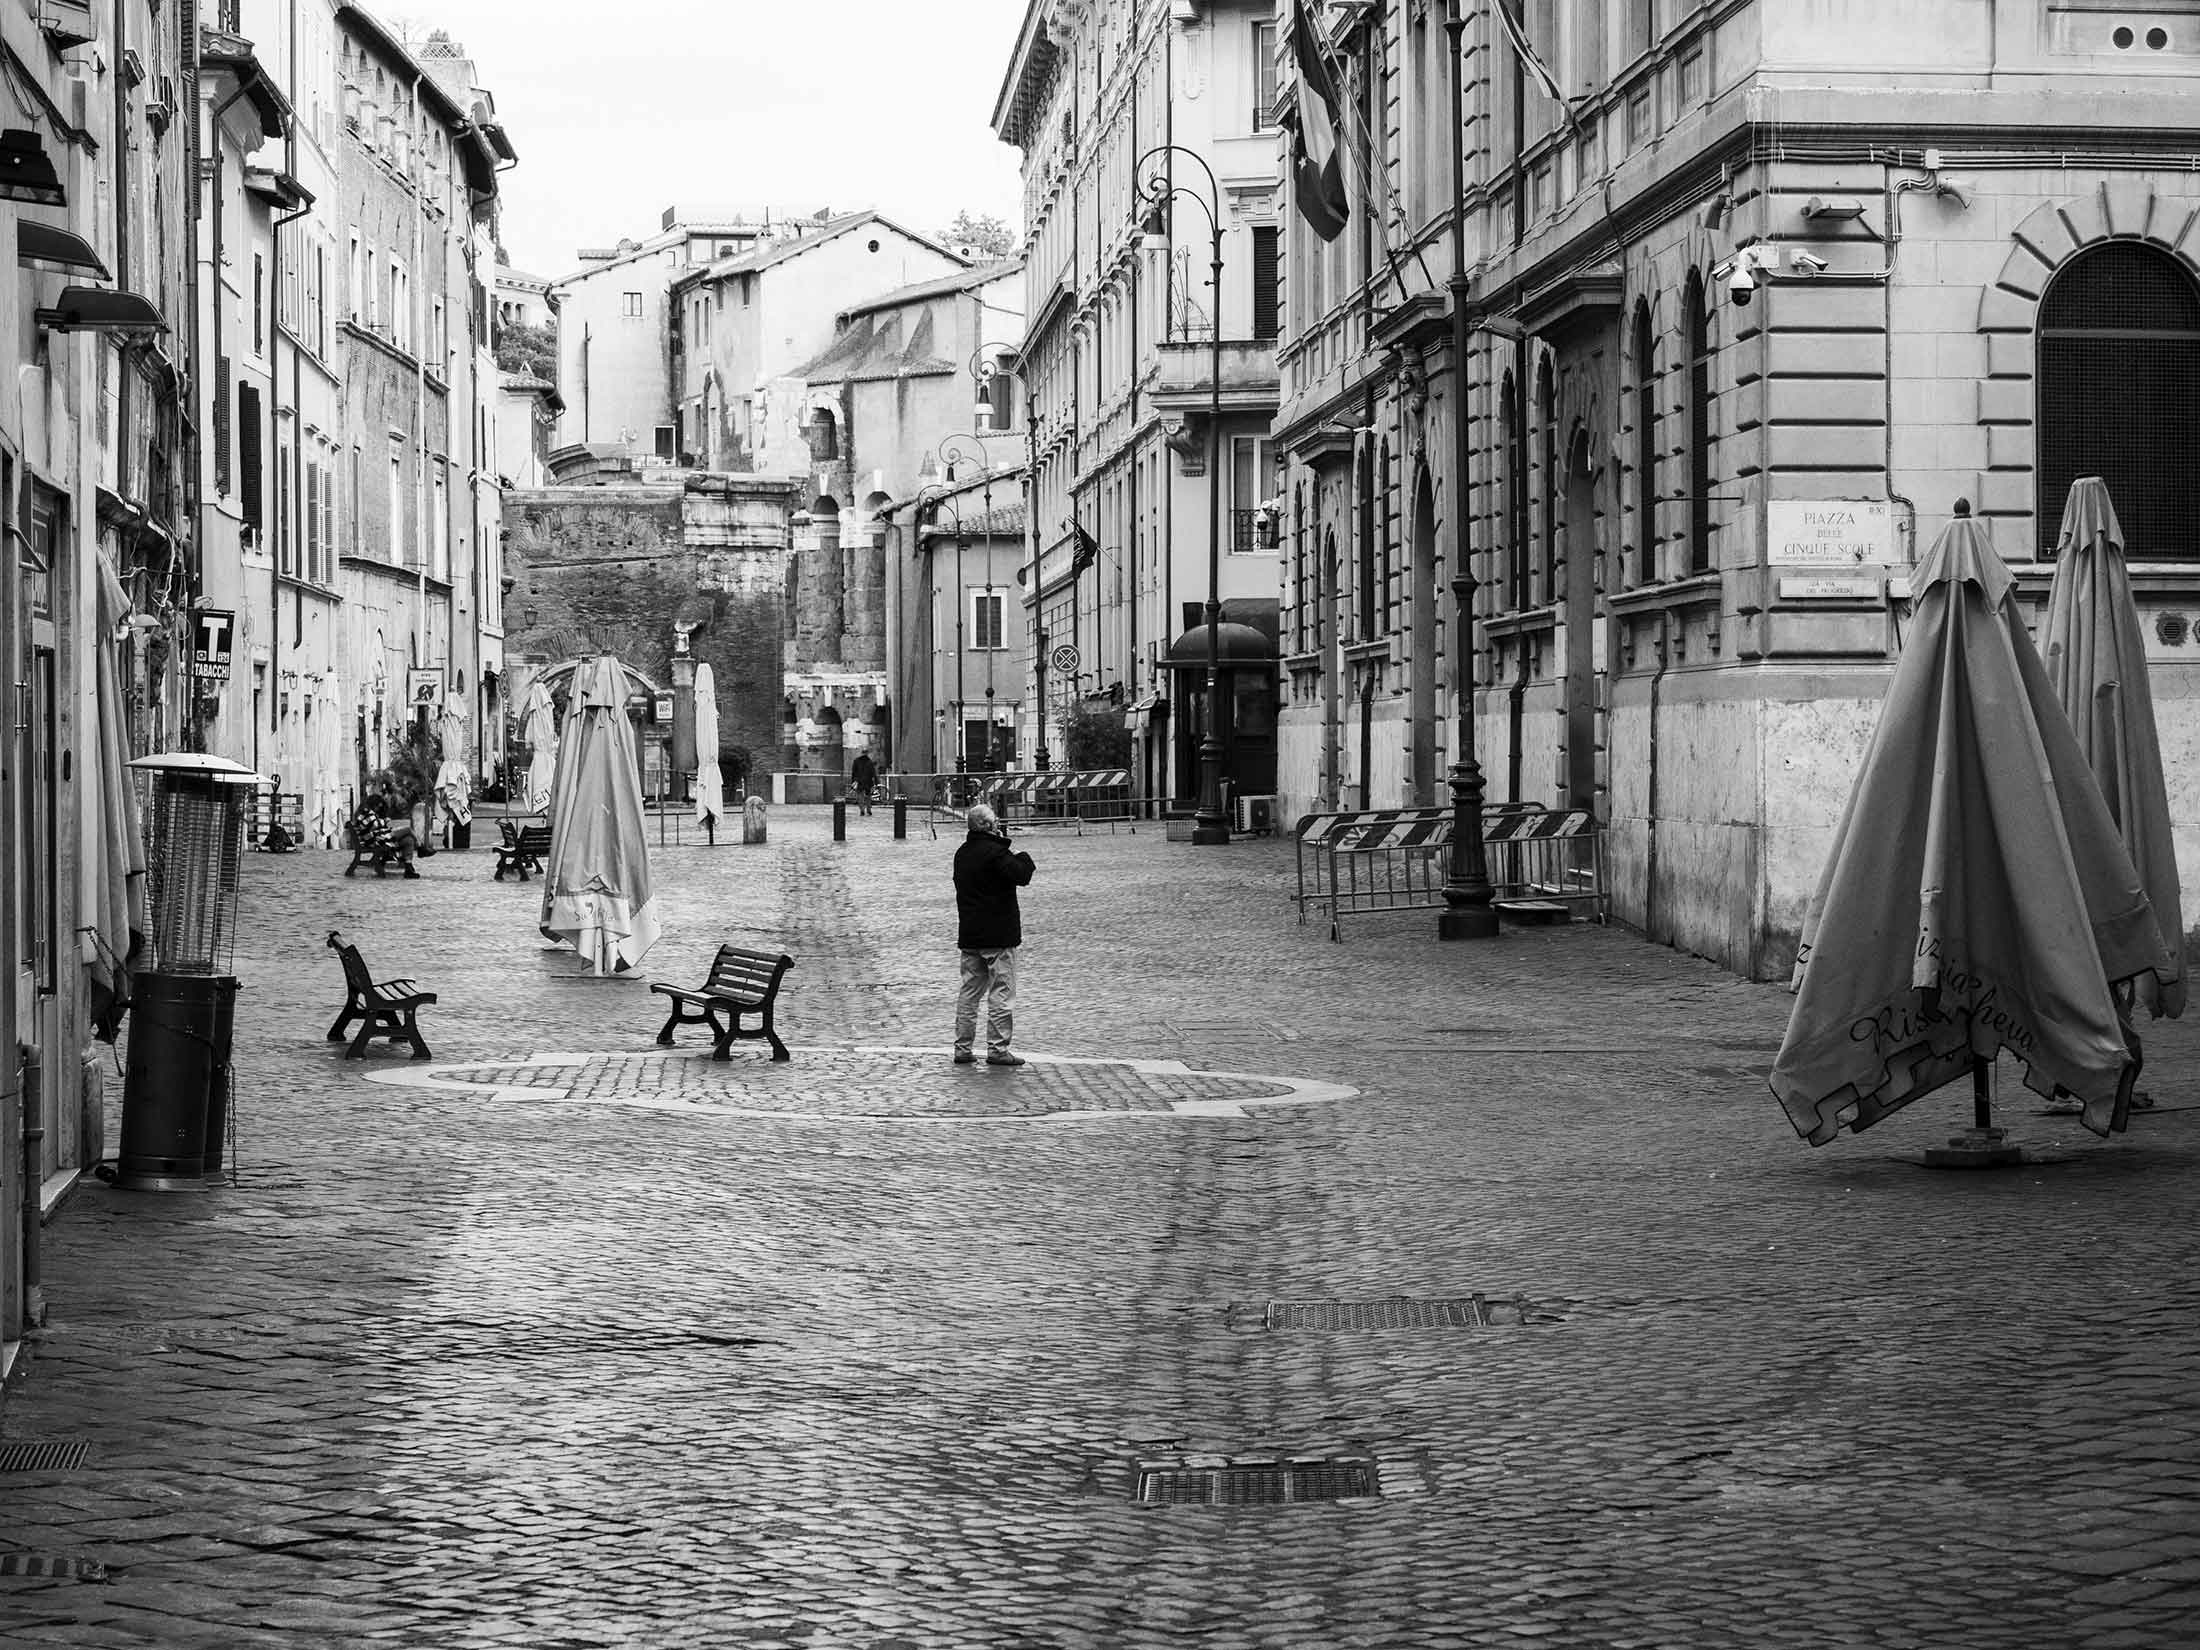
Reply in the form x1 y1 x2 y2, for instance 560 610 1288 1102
954 947 1018 1057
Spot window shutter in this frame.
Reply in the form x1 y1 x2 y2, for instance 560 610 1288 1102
1252 227 1280 341
213 355 232 494
238 383 263 533
305 462 320 578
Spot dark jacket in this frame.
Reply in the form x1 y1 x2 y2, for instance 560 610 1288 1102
954 827 1036 950
850 753 878 787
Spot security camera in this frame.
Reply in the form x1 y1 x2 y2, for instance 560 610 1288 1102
1790 250 1829 276
1726 259 1759 306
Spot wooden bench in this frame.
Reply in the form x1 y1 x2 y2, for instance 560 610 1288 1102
325 930 436 1059
493 821 552 881
651 944 795 1062
344 812 411 878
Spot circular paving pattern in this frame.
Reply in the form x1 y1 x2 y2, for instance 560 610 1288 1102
358 1045 1357 1123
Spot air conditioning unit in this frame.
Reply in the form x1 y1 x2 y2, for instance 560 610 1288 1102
1234 793 1277 835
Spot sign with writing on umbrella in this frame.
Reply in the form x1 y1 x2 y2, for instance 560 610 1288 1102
1770 504 2176 1154
2042 477 2185 1026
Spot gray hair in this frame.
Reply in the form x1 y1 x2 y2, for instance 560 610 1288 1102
965 803 1002 835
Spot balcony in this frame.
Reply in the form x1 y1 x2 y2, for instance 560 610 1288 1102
1150 337 1280 419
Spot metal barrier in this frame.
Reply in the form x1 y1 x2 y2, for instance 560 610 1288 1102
1293 803 1606 940
980 769 1134 833
887 770 1141 838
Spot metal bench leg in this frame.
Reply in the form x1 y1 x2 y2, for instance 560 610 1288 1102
403 1013 433 1061
346 1016 380 1060
762 1008 789 1062
655 1005 685 1047
708 1010 735 1061
328 1006 359 1043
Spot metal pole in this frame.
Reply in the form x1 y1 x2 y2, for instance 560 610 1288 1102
1192 221 1229 844
1035 628 1050 769
1438 0 1497 939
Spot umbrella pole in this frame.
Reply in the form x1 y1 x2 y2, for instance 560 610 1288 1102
1926 1053 2025 1169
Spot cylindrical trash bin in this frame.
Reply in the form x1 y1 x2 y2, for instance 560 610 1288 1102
199 976 240 1179
118 972 230 1191
450 819 472 852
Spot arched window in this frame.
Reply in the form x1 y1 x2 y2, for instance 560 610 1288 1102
2038 244 2200 559
1685 272 1713 575
1632 302 1658 585
1357 456 1378 638
1538 357 1558 599
1502 371 1527 609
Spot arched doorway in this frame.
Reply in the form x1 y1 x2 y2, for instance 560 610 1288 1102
1561 426 1601 811
1409 467 1438 805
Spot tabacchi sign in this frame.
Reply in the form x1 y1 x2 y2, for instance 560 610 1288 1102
1766 500 1894 567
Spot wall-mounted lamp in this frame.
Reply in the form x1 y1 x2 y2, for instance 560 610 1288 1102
1802 195 1867 220
0 130 65 206
35 286 167 338
1138 198 1170 253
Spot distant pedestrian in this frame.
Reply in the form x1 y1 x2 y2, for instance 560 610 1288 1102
953 803 1035 1067
850 749 877 816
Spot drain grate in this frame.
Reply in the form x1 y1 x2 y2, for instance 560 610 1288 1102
0 1552 106 1580
0 1441 89 1472
1266 1294 1548 1330
1138 1455 1377 1506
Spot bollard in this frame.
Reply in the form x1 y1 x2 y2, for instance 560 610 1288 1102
892 796 907 840
742 794 768 845
832 798 847 842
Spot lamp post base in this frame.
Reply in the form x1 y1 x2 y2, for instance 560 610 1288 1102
1191 822 1231 846
1438 904 1500 941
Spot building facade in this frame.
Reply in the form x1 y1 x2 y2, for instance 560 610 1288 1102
1273 0 2200 978
995 0 1284 803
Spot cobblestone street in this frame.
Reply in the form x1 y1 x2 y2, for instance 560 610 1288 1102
3 808 2198 1648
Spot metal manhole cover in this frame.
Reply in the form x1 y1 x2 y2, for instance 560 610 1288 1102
0 1552 106 1580
0 1441 88 1472
1265 1294 1552 1330
1137 1455 1377 1506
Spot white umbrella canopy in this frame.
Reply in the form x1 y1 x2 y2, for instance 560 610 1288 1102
539 655 660 974
311 669 345 846
693 661 724 832
435 697 472 831
2042 477 2185 1020
519 677 559 816
1771 511 2175 1144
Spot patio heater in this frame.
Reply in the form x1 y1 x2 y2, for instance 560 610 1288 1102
116 754 258 1190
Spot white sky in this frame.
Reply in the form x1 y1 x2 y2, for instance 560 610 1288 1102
393 0 1031 278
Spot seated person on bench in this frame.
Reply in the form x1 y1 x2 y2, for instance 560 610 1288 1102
360 780 435 869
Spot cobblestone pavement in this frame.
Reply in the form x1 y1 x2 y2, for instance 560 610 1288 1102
3 807 2198 1648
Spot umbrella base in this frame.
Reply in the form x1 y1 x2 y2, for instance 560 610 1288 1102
1923 1126 2028 1170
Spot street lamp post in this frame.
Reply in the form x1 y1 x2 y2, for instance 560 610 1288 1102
1138 144 1230 845
1438 0 1498 939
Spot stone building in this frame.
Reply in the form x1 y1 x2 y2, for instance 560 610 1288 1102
1272 0 2200 979
667 212 969 475
321 8 513 782
775 261 1025 778
994 0 1285 806
551 208 790 463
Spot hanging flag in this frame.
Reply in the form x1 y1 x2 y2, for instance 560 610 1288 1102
1290 0 1349 244
1073 524 1101 573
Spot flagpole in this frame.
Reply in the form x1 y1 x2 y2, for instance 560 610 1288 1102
1438 0 1498 940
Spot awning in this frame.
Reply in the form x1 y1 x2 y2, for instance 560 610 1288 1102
1160 621 1276 670
1124 692 1166 728
18 221 108 277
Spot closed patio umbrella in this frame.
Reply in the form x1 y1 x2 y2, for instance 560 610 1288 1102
1770 505 2175 1146
434 697 472 843
539 655 660 974
519 677 559 816
311 668 345 848
82 552 146 1040
692 661 724 840
2042 477 2185 1020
